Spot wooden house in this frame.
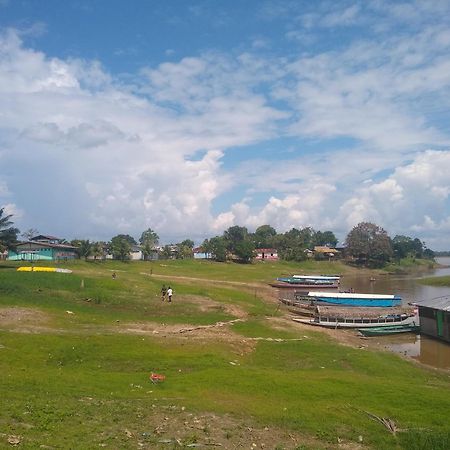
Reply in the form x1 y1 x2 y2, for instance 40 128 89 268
415 297 450 343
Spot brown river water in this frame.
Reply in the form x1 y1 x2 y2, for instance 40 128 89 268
339 257 450 370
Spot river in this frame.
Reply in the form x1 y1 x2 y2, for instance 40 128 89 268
340 257 450 370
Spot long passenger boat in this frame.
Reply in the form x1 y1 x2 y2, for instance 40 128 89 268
295 291 402 307
291 304 417 329
270 274 340 289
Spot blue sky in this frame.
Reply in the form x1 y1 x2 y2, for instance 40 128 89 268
1 0 450 249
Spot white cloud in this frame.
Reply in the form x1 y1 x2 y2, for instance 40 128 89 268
2 7 450 251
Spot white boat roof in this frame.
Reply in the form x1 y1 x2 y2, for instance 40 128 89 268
292 275 340 280
307 292 399 299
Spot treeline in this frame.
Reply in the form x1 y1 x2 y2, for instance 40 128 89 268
0 207 435 267
201 225 337 263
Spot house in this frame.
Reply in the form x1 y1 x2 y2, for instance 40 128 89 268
255 248 278 261
8 235 78 261
313 246 339 258
130 245 143 261
415 298 450 343
193 246 211 259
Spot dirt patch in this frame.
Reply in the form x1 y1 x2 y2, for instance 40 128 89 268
0 307 52 333
181 294 248 319
96 402 364 450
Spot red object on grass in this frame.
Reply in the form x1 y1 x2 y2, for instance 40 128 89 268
150 372 165 383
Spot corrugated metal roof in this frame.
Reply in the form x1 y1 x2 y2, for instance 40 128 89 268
415 297 450 311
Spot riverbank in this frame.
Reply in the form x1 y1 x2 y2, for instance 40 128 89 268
1 260 449 449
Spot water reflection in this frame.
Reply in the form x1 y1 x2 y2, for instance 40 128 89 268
341 257 450 369
381 335 450 370
340 257 450 304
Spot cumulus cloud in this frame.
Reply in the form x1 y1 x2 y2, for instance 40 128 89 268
2 4 450 250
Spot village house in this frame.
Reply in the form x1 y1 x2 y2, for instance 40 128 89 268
254 248 279 261
313 246 340 258
7 235 78 262
193 246 211 259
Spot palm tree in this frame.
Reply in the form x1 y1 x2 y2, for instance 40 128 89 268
0 208 19 252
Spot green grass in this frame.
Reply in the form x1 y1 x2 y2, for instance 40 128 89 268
1 260 450 449
419 275 450 286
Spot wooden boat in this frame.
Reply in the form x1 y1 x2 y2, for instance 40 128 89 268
271 274 340 289
269 281 338 289
295 291 402 307
293 314 417 329
290 304 417 329
358 324 420 336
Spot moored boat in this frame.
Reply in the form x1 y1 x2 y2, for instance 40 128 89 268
293 308 417 329
358 324 420 336
271 274 340 289
295 291 402 307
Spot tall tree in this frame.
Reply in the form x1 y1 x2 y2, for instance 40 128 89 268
0 208 19 252
91 242 105 260
71 239 92 260
208 236 227 262
223 225 248 252
314 230 338 247
175 240 194 259
139 228 159 260
253 225 277 248
234 240 255 263
110 235 133 261
345 222 393 267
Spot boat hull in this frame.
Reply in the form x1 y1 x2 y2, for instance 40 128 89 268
269 282 338 289
293 314 417 329
358 325 420 336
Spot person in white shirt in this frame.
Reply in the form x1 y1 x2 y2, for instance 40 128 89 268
167 287 173 302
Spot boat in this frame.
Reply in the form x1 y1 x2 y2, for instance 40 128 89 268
295 291 402 307
292 304 417 329
269 281 338 289
358 324 420 336
270 274 340 289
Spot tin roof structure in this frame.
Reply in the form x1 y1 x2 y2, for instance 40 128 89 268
415 297 450 311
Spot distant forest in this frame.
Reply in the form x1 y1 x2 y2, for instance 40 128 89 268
434 251 450 257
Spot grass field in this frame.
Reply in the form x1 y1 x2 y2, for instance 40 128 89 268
1 259 450 449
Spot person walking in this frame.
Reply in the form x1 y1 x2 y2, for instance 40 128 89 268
161 284 167 301
167 286 173 303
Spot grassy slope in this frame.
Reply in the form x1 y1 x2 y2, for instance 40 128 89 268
1 260 450 449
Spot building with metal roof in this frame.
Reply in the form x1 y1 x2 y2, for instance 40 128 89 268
415 297 450 343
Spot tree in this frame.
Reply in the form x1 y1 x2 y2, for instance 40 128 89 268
71 239 92 260
110 235 134 261
234 240 255 263
345 222 393 267
91 242 105 260
223 225 248 252
176 240 194 259
159 245 173 259
253 225 277 248
0 208 19 252
208 236 227 262
21 228 39 241
139 228 159 260
314 230 338 247
274 228 308 262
